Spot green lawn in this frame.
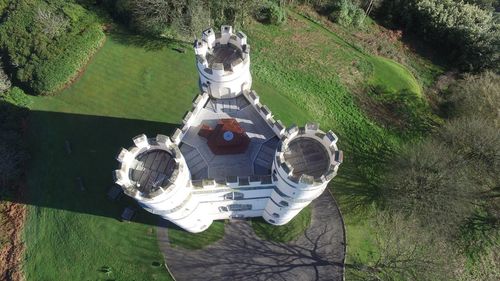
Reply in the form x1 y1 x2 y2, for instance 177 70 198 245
168 221 225 250
369 56 422 96
23 10 433 281
252 206 312 243
23 32 201 281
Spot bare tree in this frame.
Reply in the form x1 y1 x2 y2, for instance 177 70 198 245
349 212 462 280
35 7 69 39
129 0 172 35
382 139 479 236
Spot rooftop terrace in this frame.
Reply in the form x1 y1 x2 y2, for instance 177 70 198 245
180 95 279 180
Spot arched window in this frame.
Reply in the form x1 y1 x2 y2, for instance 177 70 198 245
269 219 275 224
272 213 280 218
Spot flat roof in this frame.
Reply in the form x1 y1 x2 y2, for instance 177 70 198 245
284 137 330 178
180 95 279 180
129 149 176 193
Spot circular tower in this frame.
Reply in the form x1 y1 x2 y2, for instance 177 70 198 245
113 134 212 233
194 25 251 99
263 123 343 225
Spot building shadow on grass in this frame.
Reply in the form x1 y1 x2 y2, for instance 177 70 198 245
109 28 190 52
8 106 181 226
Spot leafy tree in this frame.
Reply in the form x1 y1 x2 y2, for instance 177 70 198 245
254 1 287 25
460 0 500 10
376 0 500 71
0 0 105 95
329 0 366 28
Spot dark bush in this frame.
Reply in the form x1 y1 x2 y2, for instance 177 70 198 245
0 87 29 189
376 0 500 72
0 0 105 95
255 1 287 25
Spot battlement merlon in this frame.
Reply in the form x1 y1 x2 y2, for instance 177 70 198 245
194 26 250 72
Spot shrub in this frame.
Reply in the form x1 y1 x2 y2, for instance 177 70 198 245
329 0 366 28
3 87 31 108
444 71 500 124
0 0 105 95
255 1 287 25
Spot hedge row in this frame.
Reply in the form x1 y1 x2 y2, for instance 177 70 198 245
0 0 105 95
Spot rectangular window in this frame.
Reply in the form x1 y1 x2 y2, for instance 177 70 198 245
228 204 252 211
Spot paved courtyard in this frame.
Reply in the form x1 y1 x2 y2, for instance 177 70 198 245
157 191 346 281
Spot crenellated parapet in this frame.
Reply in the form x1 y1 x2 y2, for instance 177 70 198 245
194 26 249 72
194 26 252 98
170 92 210 145
275 124 342 186
114 134 189 200
244 90 286 136
263 124 343 225
114 134 213 233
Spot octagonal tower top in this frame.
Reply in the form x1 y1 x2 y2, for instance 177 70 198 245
194 26 252 98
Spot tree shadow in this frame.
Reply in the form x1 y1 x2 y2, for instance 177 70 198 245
331 153 387 216
5 104 181 226
399 32 450 70
158 194 346 281
108 27 190 52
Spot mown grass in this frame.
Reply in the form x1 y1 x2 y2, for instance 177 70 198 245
252 206 312 243
369 56 421 96
22 9 436 281
168 221 225 250
23 33 203 281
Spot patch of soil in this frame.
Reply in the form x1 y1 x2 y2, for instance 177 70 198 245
354 93 407 131
0 185 27 281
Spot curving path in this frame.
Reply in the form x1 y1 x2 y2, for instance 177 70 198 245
157 192 346 281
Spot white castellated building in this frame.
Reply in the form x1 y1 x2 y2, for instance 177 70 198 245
114 26 343 233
